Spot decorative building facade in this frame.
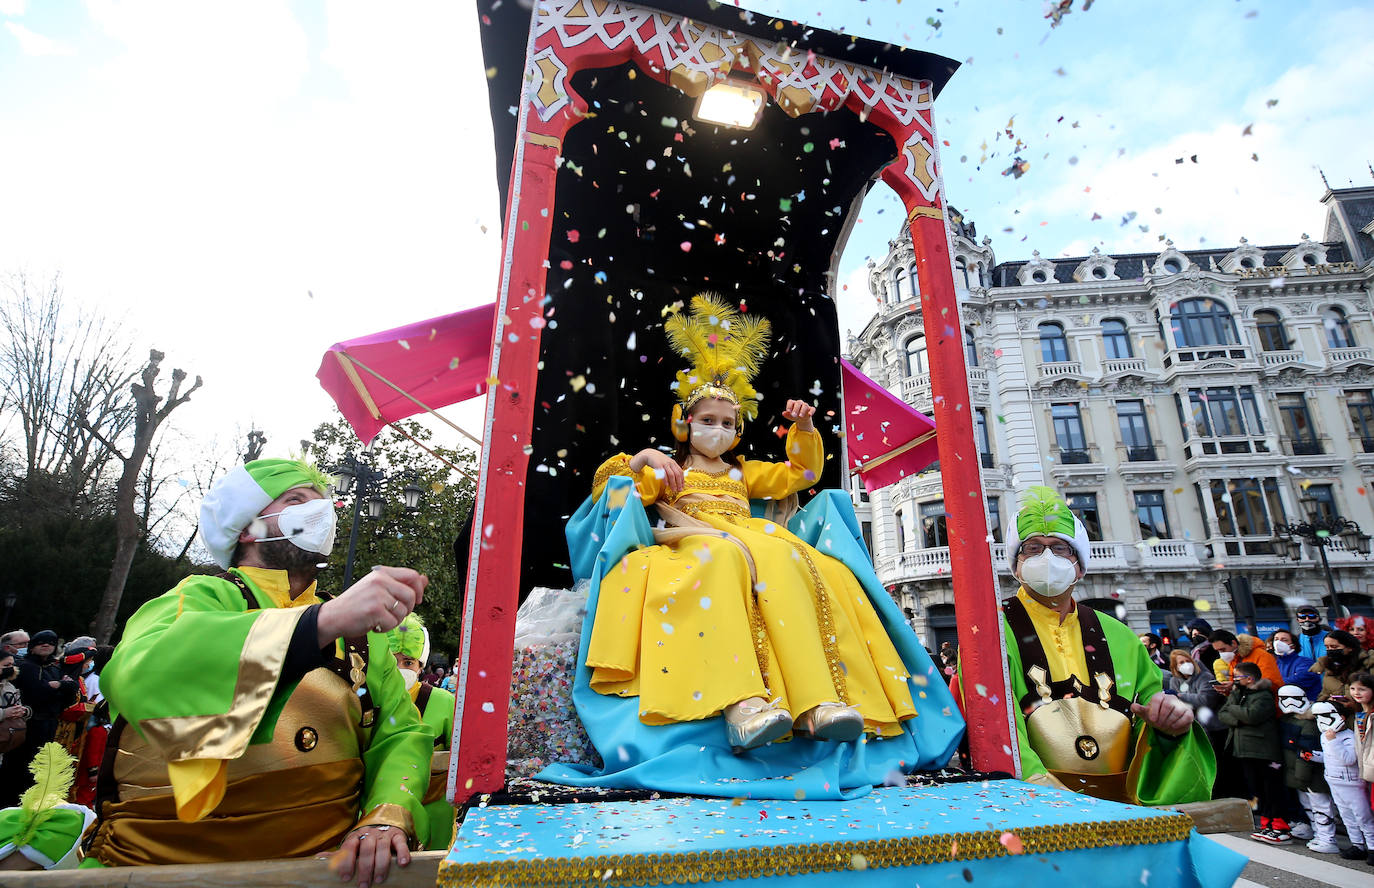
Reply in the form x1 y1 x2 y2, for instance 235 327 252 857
847 186 1374 649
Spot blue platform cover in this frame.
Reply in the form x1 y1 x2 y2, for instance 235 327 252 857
441 781 1247 888
537 478 965 799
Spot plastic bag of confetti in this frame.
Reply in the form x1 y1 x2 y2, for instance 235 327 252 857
507 582 601 777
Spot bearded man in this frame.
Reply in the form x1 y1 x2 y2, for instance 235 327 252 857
83 458 431 888
993 486 1215 805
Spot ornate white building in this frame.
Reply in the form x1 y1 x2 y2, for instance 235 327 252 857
847 185 1374 649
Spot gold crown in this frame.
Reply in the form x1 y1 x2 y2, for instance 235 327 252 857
667 293 772 421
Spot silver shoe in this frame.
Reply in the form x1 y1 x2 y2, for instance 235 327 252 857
794 702 864 742
723 698 793 752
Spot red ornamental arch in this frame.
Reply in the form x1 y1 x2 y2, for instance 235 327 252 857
453 0 1011 800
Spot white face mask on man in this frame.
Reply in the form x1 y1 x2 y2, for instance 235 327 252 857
1017 551 1078 598
398 668 419 690
1272 639 1293 656
1219 650 1236 663
252 498 337 555
690 423 735 459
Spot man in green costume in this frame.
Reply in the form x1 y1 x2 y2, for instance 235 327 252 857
84 458 431 888
386 613 456 850
993 486 1215 805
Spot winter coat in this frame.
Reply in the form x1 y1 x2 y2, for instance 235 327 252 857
1297 629 1328 663
1318 727 1362 783
1278 712 1328 793
1357 713 1374 784
1312 654 1363 718
1224 635 1284 690
1217 678 1280 761
1274 651 1321 700
1168 672 1225 733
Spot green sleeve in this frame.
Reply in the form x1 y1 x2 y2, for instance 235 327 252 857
102 574 307 761
422 686 456 751
1101 622 1216 805
1000 616 1051 781
360 632 433 839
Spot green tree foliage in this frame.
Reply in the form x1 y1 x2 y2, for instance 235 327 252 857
308 416 477 662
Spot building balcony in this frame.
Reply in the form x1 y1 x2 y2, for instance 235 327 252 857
1259 349 1307 374
1161 344 1257 377
878 539 1205 585
1038 360 1084 381
1049 444 1106 484
900 372 933 413
979 451 995 468
1101 357 1152 377
1182 435 1271 462
1326 346 1374 369
1124 444 1158 462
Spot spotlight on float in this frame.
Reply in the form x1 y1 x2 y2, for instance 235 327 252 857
693 79 766 130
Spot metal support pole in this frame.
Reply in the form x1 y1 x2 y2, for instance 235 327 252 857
341 473 366 591
1316 541 1342 624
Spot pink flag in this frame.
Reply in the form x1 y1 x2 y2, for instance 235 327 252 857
316 303 497 444
841 358 939 494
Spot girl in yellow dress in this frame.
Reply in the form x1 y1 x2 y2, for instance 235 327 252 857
587 295 917 751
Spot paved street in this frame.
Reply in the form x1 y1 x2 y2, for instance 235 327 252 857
1210 833 1373 888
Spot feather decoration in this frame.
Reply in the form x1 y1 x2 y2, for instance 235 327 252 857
12 743 76 851
664 293 772 421
1017 485 1073 536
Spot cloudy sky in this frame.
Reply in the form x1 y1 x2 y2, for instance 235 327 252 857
1 0 1370 462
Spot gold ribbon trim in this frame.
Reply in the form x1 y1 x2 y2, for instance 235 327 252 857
438 815 1195 887
906 204 944 222
137 606 305 762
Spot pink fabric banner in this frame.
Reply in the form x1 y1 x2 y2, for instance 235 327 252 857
841 358 939 494
316 302 497 444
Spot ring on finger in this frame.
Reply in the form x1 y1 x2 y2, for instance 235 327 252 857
389 600 400 614
373 624 385 633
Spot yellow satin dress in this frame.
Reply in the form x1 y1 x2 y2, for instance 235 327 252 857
587 426 917 737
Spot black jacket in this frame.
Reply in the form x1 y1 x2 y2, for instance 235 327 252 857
14 654 77 723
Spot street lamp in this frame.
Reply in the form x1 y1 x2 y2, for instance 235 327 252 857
329 447 424 589
1274 498 1370 622
1 592 16 629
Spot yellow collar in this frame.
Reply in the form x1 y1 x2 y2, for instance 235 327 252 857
407 680 421 704
235 567 322 609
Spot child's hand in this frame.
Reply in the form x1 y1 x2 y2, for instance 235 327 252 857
629 448 685 494
782 399 816 432
1323 729 1337 741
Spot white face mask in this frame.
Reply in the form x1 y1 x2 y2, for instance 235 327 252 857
398 668 419 690
690 423 735 459
1177 661 1195 676
1017 551 1078 598
1272 639 1293 656
1219 651 1235 663
254 498 337 555
1277 686 1309 715
1312 703 1343 734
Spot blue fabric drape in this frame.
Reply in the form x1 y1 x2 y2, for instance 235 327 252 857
537 478 965 799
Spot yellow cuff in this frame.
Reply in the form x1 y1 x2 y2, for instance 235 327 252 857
354 803 418 845
167 758 228 822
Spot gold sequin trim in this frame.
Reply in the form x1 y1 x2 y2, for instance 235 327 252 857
437 814 1195 887
678 500 751 520
593 455 635 494
789 541 849 705
675 475 747 496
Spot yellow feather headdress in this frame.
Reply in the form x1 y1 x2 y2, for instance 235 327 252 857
665 293 772 422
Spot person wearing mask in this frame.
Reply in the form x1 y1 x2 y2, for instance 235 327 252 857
386 613 456 851
1349 672 1374 808
1209 629 1283 697
0 653 29 759
1268 629 1321 701
1316 629 1366 719
82 458 433 884
1334 616 1374 666
1295 607 1329 663
0 633 28 658
1218 662 1288 843
979 487 1213 805
1275 685 1338 853
1313 700 1374 864
0 631 77 806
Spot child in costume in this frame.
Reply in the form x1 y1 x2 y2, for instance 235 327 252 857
0 743 95 871
1313 700 1374 864
1276 684 1338 853
586 295 917 751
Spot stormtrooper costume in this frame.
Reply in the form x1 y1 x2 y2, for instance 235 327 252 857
1313 702 1374 859
1276 685 1337 853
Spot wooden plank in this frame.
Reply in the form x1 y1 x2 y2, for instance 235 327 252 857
4 851 444 887
1166 797 1256 835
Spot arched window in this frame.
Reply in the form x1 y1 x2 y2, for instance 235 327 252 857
1170 298 1238 348
1254 310 1289 352
1324 306 1356 348
1039 322 1069 362
908 265 920 297
905 335 928 376
1102 318 1132 359
964 328 978 367
892 268 905 303
956 258 970 289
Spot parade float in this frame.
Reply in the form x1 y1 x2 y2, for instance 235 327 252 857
12 2 1248 885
